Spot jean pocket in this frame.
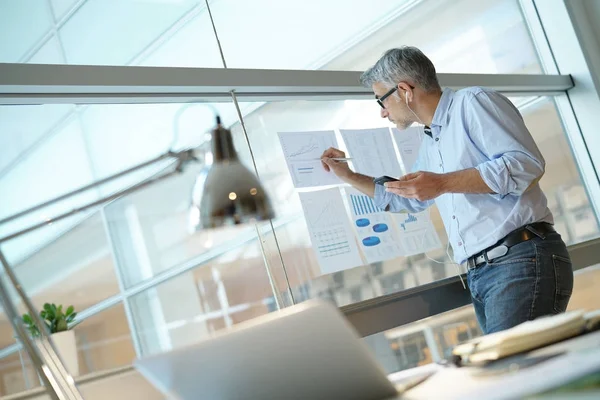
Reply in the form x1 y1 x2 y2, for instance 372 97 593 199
552 254 574 313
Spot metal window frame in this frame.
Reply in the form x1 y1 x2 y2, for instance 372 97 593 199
0 63 573 105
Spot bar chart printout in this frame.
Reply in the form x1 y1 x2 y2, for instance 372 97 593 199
345 188 404 263
298 188 363 274
278 131 342 188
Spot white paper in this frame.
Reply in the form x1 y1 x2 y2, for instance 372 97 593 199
393 211 442 256
299 188 363 274
340 128 402 178
392 126 424 172
345 187 404 263
278 131 341 188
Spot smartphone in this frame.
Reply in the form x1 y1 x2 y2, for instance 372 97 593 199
373 175 399 185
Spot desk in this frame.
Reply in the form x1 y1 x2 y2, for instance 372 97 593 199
388 330 600 399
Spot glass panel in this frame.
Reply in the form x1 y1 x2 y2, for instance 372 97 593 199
28 35 64 64
58 0 213 66
129 238 277 356
212 0 541 73
91 101 265 287
50 0 79 20
0 101 241 265
0 1 53 62
237 95 597 307
7 212 121 311
525 98 600 245
366 263 600 373
568 264 600 311
0 350 39 396
364 305 481 374
0 111 98 264
0 104 73 173
73 302 136 376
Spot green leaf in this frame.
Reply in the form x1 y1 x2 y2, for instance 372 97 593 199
22 314 32 324
43 303 52 312
66 306 74 316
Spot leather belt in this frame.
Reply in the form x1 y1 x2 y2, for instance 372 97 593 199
467 222 555 271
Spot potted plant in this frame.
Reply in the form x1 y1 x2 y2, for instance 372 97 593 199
22 303 79 376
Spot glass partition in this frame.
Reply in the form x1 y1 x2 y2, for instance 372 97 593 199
128 238 278 356
235 95 599 307
0 93 598 395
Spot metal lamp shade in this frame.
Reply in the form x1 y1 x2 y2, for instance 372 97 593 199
190 120 274 230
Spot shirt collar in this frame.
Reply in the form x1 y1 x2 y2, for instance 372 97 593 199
431 88 455 128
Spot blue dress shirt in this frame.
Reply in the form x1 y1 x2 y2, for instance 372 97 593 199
374 87 553 264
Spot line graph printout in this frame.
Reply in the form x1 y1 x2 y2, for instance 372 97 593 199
392 126 424 172
299 188 363 274
345 188 403 263
278 131 342 188
340 128 401 178
393 211 442 256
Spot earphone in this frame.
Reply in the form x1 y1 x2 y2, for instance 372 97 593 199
403 89 425 127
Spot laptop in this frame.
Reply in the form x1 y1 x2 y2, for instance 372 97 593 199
135 300 400 400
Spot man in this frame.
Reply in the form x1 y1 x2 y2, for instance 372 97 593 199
321 46 573 334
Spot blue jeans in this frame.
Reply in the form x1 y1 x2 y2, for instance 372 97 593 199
467 231 574 334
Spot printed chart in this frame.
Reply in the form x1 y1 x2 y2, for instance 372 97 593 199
345 188 404 263
394 211 442 256
340 128 402 178
299 188 363 274
278 131 341 188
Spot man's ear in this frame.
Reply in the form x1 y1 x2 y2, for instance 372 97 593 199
398 82 413 102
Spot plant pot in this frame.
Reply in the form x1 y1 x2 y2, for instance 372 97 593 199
50 330 79 377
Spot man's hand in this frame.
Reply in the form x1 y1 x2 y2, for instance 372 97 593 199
321 147 376 197
384 171 447 201
321 147 353 180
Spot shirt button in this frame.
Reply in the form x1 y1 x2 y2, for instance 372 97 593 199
439 163 443 168
458 242 463 246
435 138 439 142
452 215 456 219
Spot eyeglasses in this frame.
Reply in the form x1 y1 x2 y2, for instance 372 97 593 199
376 87 398 109
376 84 415 109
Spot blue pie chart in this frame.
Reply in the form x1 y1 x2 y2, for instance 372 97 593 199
373 223 389 233
362 236 381 247
356 218 370 227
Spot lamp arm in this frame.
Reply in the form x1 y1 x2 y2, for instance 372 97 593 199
0 148 201 244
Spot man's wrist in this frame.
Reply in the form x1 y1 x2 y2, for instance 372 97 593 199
339 170 359 184
438 173 451 195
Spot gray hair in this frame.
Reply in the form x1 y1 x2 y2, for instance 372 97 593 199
360 46 441 92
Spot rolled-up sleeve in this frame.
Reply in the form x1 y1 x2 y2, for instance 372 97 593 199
467 91 545 197
373 183 432 213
